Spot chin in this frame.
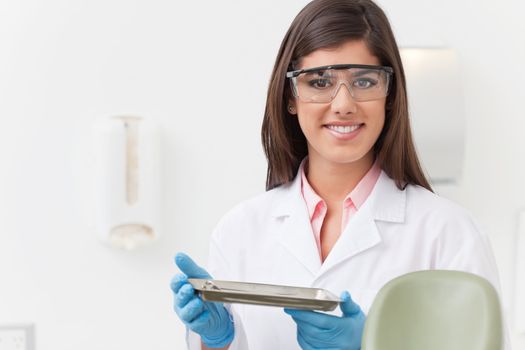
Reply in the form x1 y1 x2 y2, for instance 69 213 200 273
320 146 375 165
324 153 368 165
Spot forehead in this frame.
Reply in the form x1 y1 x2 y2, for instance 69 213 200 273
297 40 380 70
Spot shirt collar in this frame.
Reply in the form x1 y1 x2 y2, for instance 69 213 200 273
300 157 382 219
348 158 382 209
300 158 324 220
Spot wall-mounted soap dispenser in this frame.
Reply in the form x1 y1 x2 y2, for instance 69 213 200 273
92 116 162 250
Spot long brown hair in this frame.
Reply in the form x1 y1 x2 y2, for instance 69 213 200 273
261 0 432 192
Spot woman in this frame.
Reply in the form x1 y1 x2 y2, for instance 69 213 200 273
170 0 506 349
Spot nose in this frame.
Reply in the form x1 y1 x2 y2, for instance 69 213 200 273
330 82 357 115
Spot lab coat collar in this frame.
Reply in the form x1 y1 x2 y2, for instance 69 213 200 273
272 166 406 278
273 167 323 275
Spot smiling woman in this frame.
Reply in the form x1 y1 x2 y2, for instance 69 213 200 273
170 0 509 349
286 41 389 186
261 0 430 194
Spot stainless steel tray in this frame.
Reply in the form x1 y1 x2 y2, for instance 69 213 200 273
188 278 341 311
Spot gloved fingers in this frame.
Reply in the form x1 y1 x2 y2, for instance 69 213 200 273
174 252 212 279
170 274 188 294
187 309 211 330
296 322 324 344
284 308 336 329
299 327 341 350
299 322 352 348
296 330 316 350
177 296 206 323
175 283 196 308
339 291 362 317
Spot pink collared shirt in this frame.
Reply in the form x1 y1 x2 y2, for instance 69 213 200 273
300 158 382 259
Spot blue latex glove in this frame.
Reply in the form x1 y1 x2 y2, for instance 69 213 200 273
284 291 365 350
170 252 234 348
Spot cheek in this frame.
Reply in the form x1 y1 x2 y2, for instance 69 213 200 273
296 105 325 133
375 113 386 131
364 104 386 131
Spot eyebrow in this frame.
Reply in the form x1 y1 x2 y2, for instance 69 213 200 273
303 70 335 77
351 69 380 77
302 68 380 78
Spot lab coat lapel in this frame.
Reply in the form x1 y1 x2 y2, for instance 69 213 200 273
316 198 379 277
273 171 322 277
271 169 406 279
315 171 406 279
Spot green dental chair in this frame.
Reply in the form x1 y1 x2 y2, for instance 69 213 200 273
361 270 503 350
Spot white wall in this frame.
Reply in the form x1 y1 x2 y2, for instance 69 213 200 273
0 0 523 349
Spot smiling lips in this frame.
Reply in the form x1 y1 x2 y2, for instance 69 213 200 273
324 123 364 140
326 124 362 133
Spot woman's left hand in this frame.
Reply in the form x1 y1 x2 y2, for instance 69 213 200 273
284 291 365 350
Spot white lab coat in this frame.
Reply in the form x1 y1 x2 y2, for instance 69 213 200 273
187 168 509 349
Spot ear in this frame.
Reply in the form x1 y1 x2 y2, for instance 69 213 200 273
287 99 297 115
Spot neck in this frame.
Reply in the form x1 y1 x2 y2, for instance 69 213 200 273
305 152 375 203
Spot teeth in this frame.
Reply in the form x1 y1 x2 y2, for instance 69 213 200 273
326 124 361 133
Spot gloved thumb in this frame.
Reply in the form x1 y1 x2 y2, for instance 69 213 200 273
174 252 212 279
339 291 362 317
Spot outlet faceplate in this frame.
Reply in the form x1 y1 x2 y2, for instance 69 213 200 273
0 324 34 350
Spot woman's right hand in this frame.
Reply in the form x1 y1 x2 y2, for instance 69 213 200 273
171 252 235 348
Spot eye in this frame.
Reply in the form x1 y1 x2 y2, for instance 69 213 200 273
308 78 333 89
353 78 377 89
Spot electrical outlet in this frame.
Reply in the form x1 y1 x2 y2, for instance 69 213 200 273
0 324 34 350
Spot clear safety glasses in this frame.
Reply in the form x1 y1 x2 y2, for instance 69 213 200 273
286 64 394 103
